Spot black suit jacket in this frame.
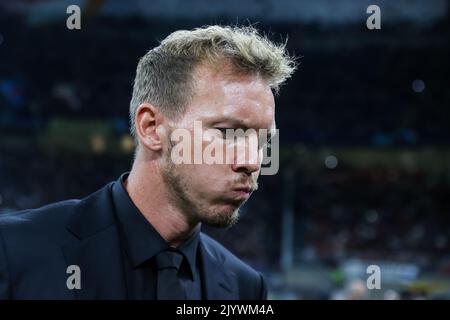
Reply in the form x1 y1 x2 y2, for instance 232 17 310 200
0 182 267 300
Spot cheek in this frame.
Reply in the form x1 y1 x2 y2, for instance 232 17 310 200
179 163 225 192
202 131 234 165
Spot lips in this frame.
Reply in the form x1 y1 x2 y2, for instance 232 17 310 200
232 186 253 199
233 186 252 193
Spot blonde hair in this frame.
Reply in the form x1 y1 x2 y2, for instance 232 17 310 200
129 25 297 141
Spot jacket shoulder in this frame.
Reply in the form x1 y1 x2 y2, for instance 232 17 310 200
0 199 80 234
0 183 113 236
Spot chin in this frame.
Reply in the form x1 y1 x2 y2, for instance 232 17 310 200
200 204 241 228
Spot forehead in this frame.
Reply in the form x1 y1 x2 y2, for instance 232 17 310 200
181 64 276 130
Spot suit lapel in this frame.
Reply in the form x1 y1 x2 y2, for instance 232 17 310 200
199 235 239 300
62 184 127 299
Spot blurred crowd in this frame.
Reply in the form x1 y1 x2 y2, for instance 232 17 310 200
1 15 449 145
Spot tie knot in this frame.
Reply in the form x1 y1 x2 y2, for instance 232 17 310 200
155 250 184 270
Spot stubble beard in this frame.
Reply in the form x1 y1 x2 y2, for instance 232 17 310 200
160 151 241 229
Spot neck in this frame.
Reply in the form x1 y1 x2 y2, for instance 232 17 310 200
124 152 200 247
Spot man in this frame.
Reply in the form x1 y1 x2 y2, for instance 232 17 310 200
0 25 296 299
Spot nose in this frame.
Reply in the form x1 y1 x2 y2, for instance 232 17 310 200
232 161 260 175
231 138 261 175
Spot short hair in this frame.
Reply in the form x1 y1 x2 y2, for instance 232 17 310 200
129 25 297 142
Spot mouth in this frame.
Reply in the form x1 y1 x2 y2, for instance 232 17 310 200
231 186 253 199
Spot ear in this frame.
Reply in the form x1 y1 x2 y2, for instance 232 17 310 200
134 103 165 152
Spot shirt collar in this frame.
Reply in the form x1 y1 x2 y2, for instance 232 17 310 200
112 173 200 276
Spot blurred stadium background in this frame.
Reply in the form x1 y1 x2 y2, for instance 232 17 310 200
1 0 449 299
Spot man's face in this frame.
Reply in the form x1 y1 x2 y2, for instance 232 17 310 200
160 64 275 228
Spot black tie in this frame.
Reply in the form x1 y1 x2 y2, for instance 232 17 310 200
155 249 186 300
